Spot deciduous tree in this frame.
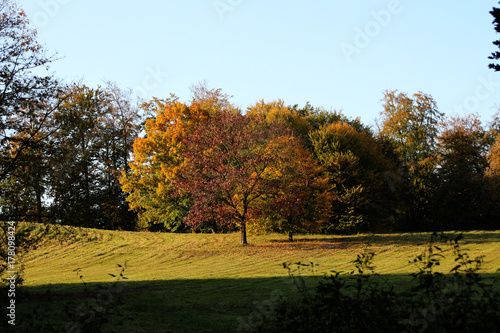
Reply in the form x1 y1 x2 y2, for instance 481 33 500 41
121 98 195 230
0 132 49 223
247 100 371 149
256 134 331 241
488 135 500 176
378 90 443 231
97 82 143 230
174 111 294 245
435 114 490 229
40 83 142 229
48 84 111 227
311 122 394 233
121 86 231 231
0 0 60 183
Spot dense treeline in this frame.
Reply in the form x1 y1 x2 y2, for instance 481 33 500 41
120 87 500 244
0 81 143 230
1 0 500 242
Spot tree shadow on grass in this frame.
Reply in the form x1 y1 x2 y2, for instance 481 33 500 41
6 277 298 333
9 269 500 333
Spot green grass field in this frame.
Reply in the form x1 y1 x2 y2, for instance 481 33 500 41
9 225 500 332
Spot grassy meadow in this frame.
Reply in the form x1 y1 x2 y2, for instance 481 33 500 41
8 225 500 332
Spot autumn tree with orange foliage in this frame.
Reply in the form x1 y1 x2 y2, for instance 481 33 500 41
120 98 207 230
488 136 500 177
253 130 331 242
120 86 233 231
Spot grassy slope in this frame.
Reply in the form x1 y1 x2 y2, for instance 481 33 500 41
16 226 500 332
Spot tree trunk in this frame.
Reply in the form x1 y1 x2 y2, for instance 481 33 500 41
240 220 248 245
288 231 294 242
35 185 42 224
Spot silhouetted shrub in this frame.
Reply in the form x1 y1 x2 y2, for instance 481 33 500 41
257 233 500 333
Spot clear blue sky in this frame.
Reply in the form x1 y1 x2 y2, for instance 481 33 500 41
17 0 500 126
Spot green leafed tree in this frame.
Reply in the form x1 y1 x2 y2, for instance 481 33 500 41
43 83 141 229
0 0 60 184
247 100 371 150
49 84 113 227
251 128 331 242
435 114 491 230
0 0 60 293
378 90 443 231
310 122 395 233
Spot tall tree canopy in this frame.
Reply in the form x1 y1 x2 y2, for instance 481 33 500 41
120 85 232 231
0 0 60 184
258 136 331 241
40 83 140 229
310 122 394 233
435 114 490 229
174 111 302 245
121 98 204 231
243 102 333 241
1 82 142 229
488 135 500 176
378 90 443 231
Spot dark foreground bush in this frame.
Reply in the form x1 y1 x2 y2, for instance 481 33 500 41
255 233 500 333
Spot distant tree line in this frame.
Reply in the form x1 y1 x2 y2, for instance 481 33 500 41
1 0 500 241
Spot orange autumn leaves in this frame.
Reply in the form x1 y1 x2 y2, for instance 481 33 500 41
120 97 212 230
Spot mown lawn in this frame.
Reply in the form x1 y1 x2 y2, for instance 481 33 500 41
7 225 500 332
